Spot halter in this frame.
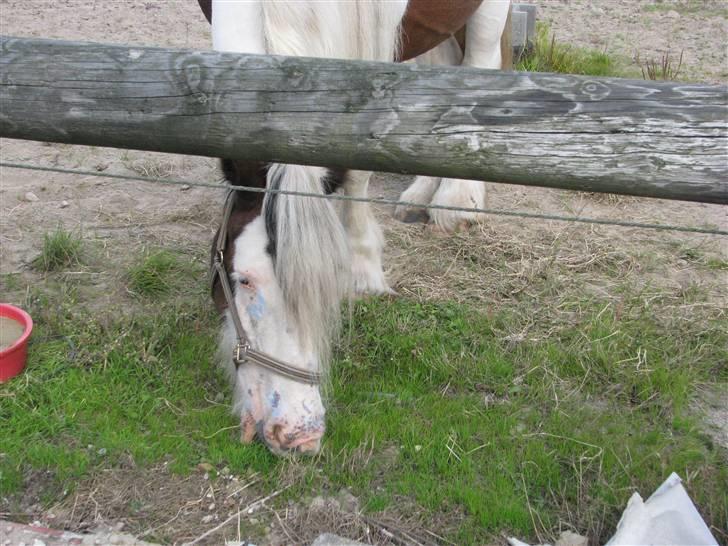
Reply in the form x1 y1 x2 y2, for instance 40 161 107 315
211 190 322 385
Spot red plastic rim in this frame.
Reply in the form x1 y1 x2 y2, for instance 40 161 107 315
0 303 34 379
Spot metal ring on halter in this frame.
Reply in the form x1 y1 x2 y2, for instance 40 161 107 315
210 190 322 386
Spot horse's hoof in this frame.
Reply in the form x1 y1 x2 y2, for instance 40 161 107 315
393 206 429 224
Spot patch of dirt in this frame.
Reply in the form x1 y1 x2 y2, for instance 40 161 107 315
538 0 728 83
14 462 269 546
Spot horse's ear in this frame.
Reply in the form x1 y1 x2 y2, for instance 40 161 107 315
198 0 212 24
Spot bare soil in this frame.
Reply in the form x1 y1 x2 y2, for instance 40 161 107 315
1 1 726 545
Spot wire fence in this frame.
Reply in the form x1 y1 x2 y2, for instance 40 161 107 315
1 161 726 237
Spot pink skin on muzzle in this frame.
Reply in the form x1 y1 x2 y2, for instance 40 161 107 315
238 380 325 455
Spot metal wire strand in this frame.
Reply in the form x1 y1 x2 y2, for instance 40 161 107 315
1 161 726 236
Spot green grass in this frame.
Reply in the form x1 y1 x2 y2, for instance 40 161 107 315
1 283 725 544
516 23 622 77
127 250 187 297
32 228 83 272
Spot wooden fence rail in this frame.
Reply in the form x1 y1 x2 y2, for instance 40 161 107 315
1 36 726 204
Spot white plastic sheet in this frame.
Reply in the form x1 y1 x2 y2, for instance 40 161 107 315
606 472 717 546
508 472 718 546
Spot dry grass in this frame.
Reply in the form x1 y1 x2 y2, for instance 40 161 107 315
635 50 685 80
270 493 443 546
48 464 266 544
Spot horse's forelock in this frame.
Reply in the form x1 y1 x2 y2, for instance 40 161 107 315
263 164 350 367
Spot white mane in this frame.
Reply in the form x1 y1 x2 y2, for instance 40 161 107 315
260 1 406 366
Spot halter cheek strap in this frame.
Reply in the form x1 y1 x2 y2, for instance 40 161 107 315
210 190 322 385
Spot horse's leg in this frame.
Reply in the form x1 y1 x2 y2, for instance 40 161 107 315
462 0 512 69
393 36 463 225
393 175 441 224
408 2 511 233
342 170 392 295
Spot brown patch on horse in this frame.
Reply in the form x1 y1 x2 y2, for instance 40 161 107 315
397 0 483 61
210 160 268 312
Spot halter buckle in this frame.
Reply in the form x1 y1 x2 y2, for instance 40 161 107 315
233 341 251 365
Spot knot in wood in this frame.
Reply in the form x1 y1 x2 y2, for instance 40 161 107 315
579 80 611 101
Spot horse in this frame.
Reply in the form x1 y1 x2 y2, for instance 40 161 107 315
198 0 512 455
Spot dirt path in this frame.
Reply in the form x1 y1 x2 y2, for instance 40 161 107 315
1 0 725 280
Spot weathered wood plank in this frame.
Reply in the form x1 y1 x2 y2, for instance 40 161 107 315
1 36 726 204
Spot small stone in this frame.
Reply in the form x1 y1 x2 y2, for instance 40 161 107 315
208 503 216 511
310 496 326 510
97 448 107 456
60 200 70 208
555 531 589 546
94 163 109 172
23 192 39 202
180 184 192 191
337 488 359 513
665 10 680 18
203 472 210 481
310 534 367 546
201 514 214 524
414 445 422 452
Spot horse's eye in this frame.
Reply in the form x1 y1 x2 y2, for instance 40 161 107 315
240 277 250 286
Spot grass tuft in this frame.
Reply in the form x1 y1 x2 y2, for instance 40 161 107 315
516 23 619 77
127 250 184 298
32 228 83 272
636 50 684 80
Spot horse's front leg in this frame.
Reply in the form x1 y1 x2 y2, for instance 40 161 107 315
428 1 512 232
395 2 512 233
342 170 392 295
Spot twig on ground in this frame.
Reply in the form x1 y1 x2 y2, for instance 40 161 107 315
360 515 428 546
183 485 290 546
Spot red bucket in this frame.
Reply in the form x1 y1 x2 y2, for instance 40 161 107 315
0 303 34 382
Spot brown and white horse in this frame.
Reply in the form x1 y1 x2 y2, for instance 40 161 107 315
200 0 512 455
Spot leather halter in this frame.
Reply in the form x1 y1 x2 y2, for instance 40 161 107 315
211 190 322 385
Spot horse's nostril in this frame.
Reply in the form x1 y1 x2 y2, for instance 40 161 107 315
271 423 284 444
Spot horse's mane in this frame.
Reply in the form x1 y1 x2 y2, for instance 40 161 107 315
259 1 405 367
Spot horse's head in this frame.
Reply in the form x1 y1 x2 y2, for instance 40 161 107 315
213 161 348 455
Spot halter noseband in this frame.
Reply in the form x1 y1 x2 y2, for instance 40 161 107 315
211 190 322 385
